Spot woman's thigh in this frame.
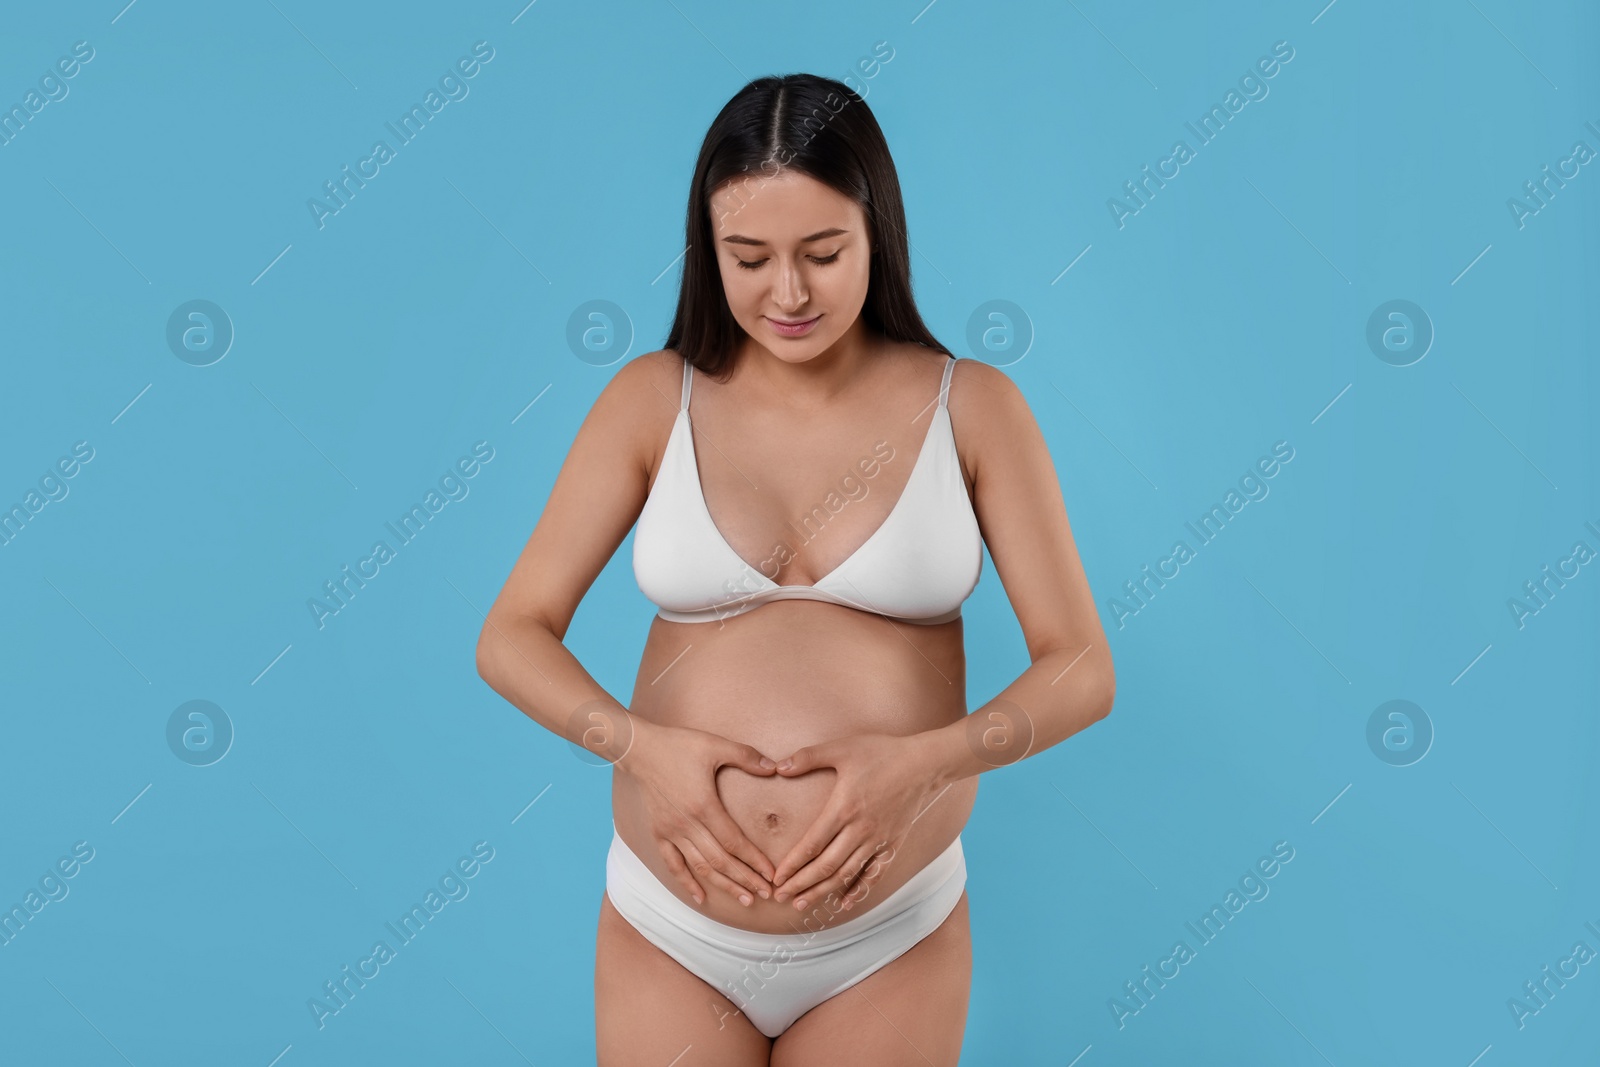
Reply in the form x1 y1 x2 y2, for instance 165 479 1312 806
770 890 972 1067
594 892 772 1067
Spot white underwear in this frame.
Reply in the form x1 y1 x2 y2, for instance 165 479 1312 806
604 824 967 1038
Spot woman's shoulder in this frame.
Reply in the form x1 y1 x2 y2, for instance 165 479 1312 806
613 346 684 384
931 350 1023 417
573 350 688 478
935 352 1036 471
887 342 1015 395
593 349 686 414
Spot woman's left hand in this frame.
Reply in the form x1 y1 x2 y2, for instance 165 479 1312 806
767 731 951 911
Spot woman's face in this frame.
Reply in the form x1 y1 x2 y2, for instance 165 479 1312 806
707 169 873 364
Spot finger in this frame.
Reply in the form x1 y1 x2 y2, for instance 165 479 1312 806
656 839 708 906
642 778 774 894
774 740 833 776
779 832 862 909
725 741 778 776
690 808 776 897
839 840 896 910
772 806 845 893
677 837 757 907
824 841 883 913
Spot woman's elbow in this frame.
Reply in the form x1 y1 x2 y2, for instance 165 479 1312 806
475 624 501 686
1092 649 1116 720
1096 671 1116 720
475 610 516 686
475 608 561 686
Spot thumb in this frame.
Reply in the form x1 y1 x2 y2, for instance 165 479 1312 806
726 741 779 775
775 741 829 775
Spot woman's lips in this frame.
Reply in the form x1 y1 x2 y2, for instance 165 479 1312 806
767 314 821 338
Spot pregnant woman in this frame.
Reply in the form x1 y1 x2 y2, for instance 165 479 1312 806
475 74 1114 1065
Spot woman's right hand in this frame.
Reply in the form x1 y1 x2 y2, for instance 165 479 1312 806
616 718 780 907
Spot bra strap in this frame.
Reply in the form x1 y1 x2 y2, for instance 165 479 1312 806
680 356 693 412
938 356 957 409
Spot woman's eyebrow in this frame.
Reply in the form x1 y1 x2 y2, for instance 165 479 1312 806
720 227 849 246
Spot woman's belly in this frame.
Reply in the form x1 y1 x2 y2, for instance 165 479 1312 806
612 600 977 934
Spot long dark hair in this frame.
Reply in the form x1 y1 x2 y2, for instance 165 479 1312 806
663 73 950 380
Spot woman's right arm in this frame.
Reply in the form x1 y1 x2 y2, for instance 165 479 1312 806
474 351 779 905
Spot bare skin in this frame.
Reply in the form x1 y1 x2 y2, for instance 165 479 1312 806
476 170 1114 1064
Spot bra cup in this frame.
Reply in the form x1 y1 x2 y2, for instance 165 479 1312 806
812 414 983 618
634 364 983 624
633 414 777 616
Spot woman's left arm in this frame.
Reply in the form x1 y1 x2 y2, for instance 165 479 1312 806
767 360 1117 908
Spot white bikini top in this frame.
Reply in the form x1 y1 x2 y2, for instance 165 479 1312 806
632 354 983 625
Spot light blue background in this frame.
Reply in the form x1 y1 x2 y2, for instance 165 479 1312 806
1 0 1596 1063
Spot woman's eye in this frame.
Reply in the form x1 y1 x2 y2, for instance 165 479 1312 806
734 252 841 271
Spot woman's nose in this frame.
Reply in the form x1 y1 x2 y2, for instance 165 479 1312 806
772 260 807 308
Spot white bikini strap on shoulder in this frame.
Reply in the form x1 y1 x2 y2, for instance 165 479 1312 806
939 356 957 408
680 356 693 411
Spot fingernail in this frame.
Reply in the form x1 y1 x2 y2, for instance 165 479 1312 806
775 891 788 902
757 888 769 899
758 757 776 769
777 759 793 771
740 893 752 906
794 898 808 910
693 894 703 905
